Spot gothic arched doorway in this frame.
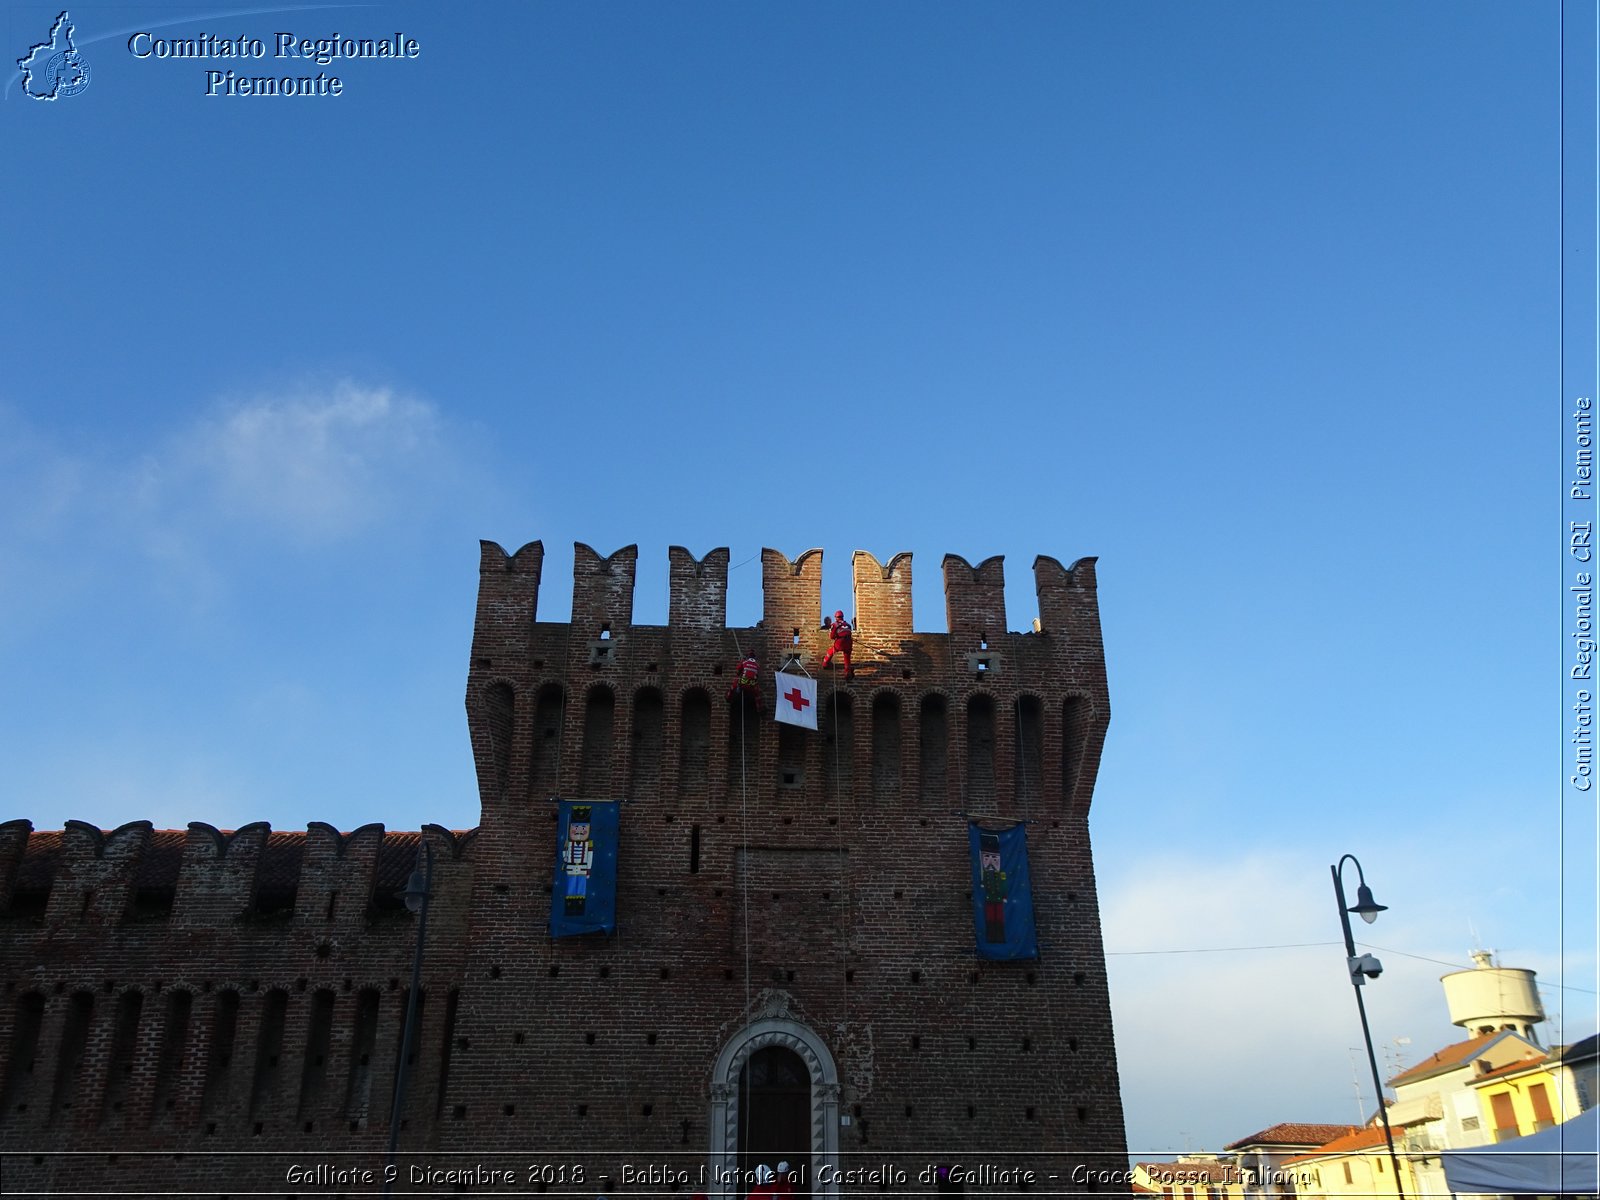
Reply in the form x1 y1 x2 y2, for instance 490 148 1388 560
738 1046 810 1195
708 1000 842 1200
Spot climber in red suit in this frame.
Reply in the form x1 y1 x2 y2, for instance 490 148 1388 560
726 654 763 713
822 610 853 677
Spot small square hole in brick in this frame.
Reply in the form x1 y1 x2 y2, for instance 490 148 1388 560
1073 971 1085 986
577 1104 588 1117
894 889 904 900
549 965 560 978
503 1104 515 1116
513 1032 525 1045
453 1105 466 1120
910 1035 920 1050
659 967 670 980
910 969 921 982
1069 1037 1078 1051
1026 972 1037 986
968 1104 976 1119
642 1103 653 1116
1022 1037 1032 1052
968 1036 977 1050
723 968 734 980
647 1032 657 1045
1077 1105 1088 1122
599 966 610 979
1025 1106 1036 1121
585 1032 595 1045
489 965 502 979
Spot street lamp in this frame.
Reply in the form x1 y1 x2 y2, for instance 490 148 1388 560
383 841 434 1197
1331 854 1404 1200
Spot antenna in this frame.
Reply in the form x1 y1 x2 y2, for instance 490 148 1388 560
1383 1036 1411 1079
1347 1048 1367 1123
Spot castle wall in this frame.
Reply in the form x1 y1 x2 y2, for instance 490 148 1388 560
0 540 1123 1197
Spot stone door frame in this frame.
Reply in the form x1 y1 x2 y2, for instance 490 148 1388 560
708 1013 841 1200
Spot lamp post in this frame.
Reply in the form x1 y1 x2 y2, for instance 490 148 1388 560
1331 854 1405 1200
383 841 433 1198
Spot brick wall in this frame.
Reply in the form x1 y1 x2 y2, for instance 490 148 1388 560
0 540 1125 1197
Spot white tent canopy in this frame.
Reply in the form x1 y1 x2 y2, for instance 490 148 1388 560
1440 1106 1599 1195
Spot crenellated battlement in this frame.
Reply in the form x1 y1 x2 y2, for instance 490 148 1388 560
472 539 1103 647
464 539 1111 825
0 819 476 930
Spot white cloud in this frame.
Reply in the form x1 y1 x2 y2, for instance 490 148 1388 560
171 382 449 542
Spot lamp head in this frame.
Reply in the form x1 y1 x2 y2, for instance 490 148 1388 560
1349 883 1387 925
402 868 429 913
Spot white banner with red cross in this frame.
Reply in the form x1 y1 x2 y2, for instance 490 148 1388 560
773 671 817 730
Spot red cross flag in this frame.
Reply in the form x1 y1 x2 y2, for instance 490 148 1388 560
773 671 817 730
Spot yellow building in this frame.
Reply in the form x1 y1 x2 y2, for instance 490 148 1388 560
1281 1124 1410 1200
1469 1050 1564 1141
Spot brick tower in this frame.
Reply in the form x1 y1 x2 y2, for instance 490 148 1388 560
0 539 1125 1196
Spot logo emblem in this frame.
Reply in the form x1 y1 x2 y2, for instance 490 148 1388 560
17 11 91 101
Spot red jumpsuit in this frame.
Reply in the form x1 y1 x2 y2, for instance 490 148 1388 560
726 655 762 712
822 613 853 676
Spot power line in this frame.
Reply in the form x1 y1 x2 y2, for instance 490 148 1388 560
1106 941 1338 956
1104 940 1600 997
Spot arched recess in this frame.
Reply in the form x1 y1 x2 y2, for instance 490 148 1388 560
580 684 616 796
630 688 665 798
680 689 712 799
708 1005 841 1200
870 691 902 802
966 693 996 804
530 683 565 799
919 693 948 805
1014 694 1044 805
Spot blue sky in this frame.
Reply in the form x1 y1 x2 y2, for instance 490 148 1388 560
3 0 1594 1156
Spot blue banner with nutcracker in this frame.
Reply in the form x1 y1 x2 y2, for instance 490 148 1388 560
551 799 620 938
968 820 1037 960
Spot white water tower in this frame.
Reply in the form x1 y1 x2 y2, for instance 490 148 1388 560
1440 950 1545 1044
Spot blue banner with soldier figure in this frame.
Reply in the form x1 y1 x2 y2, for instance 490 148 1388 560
968 821 1037 960
551 799 620 938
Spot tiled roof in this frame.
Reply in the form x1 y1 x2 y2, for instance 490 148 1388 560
1225 1123 1358 1151
1387 1033 1504 1086
1468 1053 1549 1084
132 830 186 890
14 830 61 890
1282 1125 1390 1164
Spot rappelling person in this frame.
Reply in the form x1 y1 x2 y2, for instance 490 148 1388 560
822 610 853 678
726 652 763 713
